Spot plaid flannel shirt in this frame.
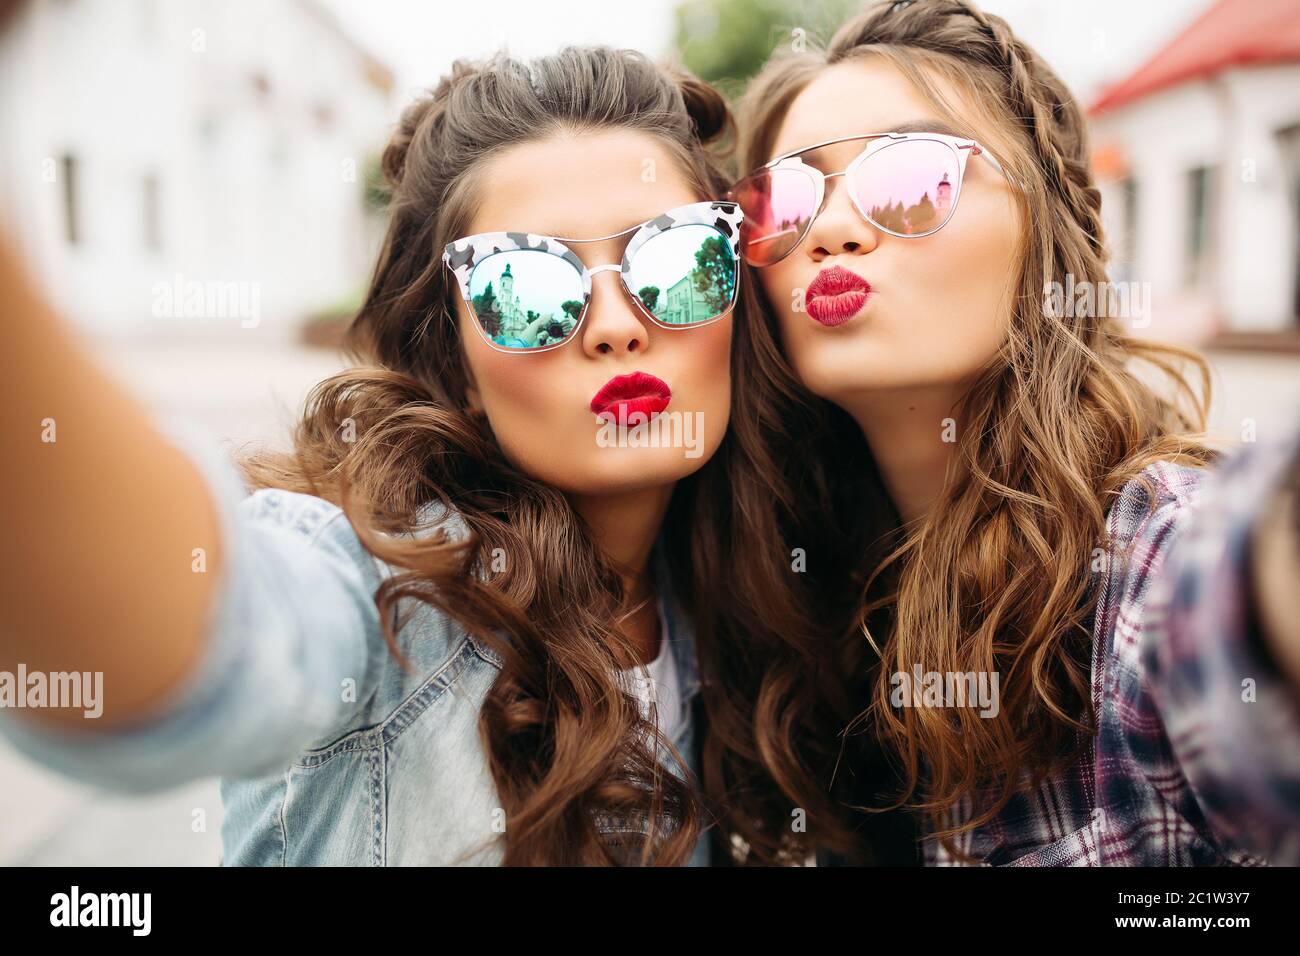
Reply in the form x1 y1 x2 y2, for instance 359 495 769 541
926 437 1300 866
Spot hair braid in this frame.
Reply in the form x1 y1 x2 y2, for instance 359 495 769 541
737 0 1216 862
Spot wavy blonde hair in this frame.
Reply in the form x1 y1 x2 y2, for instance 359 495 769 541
737 0 1217 860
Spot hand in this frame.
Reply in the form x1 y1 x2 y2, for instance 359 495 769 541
1251 448 1300 695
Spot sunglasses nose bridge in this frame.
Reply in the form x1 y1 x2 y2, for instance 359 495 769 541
818 168 857 222
585 262 626 298
821 169 846 199
818 166 845 193
583 262 647 326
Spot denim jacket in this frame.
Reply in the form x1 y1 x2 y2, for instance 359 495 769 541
0 415 711 866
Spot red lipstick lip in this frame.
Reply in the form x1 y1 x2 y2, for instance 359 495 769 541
805 265 873 327
590 371 672 422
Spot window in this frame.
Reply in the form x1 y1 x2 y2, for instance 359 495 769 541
1118 176 1139 281
60 153 79 246
1185 165 1214 286
1278 123 1300 322
142 173 161 251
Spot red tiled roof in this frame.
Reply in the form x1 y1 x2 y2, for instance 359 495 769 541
1089 0 1300 114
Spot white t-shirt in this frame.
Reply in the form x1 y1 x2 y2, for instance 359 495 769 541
619 596 685 746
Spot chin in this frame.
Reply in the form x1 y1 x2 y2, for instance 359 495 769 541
564 449 710 497
620 449 713 485
787 344 877 395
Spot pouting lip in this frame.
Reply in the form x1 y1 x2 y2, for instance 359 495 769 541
804 265 873 327
590 370 672 418
805 264 872 300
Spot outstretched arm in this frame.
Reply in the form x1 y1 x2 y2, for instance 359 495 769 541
0 235 391 791
1142 431 1300 864
0 233 225 730
1251 449 1300 696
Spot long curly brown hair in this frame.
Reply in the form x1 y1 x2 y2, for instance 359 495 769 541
238 46 859 865
737 0 1218 861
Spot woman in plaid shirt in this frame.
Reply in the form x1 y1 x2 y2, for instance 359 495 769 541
721 0 1300 865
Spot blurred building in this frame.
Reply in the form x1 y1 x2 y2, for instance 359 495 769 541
1088 0 1300 352
0 0 393 342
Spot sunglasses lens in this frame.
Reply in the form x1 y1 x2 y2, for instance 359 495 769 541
467 251 584 350
625 224 736 325
731 168 817 267
851 138 961 236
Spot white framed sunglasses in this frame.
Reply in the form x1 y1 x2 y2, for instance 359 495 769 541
442 200 744 353
727 131 1011 266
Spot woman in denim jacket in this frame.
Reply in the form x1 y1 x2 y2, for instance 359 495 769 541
0 47 858 866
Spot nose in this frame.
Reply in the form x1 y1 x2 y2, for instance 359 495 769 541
580 266 650 357
803 172 881 261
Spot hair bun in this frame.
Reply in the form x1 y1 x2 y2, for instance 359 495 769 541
674 70 733 146
381 59 483 189
381 96 435 188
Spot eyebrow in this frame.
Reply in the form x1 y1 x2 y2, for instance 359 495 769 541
547 219 644 243
516 213 661 243
893 119 968 137
789 118 973 167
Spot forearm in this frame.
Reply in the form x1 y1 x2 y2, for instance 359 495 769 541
1252 458 1300 695
0 234 225 729
1141 431 1300 863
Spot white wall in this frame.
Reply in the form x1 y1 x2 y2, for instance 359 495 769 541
0 0 392 342
1091 63 1300 344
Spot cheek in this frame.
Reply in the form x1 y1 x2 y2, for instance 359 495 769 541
758 264 798 319
758 260 820 376
681 317 733 443
459 314 568 470
466 343 568 467
914 194 1020 368
682 317 733 396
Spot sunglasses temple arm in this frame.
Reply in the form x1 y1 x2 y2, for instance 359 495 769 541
970 145 1025 190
